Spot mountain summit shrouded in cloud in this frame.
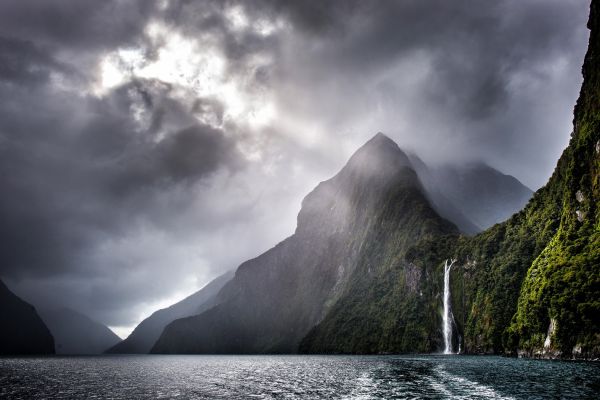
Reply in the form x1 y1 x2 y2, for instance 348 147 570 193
0 0 590 335
151 132 456 354
149 133 535 354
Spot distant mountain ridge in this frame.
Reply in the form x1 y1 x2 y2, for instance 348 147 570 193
0 131 532 355
430 162 533 230
107 270 234 354
408 154 532 234
0 279 54 355
38 307 121 355
1 2 596 358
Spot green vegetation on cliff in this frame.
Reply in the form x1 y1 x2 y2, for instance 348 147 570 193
152 134 457 354
302 2 599 358
149 3 598 357
451 173 564 354
506 2 600 357
453 1 599 358
299 234 457 354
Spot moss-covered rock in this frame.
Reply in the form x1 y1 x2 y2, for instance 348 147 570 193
301 1 599 359
506 1 600 357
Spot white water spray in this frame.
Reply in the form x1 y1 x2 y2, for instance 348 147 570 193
443 259 457 355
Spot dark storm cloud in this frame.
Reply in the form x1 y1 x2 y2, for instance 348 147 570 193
266 1 582 120
253 0 360 33
0 0 590 331
0 0 279 329
256 0 588 187
0 36 64 84
0 0 156 50
0 74 241 278
0 61 244 326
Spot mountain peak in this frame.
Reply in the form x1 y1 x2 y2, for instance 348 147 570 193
295 132 427 239
151 132 456 355
371 131 393 142
343 133 411 179
364 132 403 152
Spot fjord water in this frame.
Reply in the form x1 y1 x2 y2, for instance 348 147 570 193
1 355 598 399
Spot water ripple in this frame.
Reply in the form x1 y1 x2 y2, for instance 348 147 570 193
0 355 598 399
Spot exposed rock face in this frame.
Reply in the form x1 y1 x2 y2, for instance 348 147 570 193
404 263 422 294
543 319 556 350
38 307 120 355
107 270 233 354
0 279 54 355
152 133 456 354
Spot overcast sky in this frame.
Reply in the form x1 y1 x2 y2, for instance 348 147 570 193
0 0 590 337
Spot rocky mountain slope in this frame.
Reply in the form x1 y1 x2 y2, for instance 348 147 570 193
0 279 54 355
440 1 599 359
304 1 599 358
151 133 457 353
106 270 233 354
38 307 120 355
148 126 561 356
151 2 597 358
506 1 599 358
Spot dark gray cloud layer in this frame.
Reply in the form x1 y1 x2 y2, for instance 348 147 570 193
0 0 155 49
0 0 589 333
259 0 589 184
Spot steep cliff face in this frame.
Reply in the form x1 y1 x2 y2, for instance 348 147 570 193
301 3 597 356
0 279 54 355
151 2 597 355
451 180 564 354
106 270 233 354
506 1 600 358
151 133 457 354
441 1 599 358
299 234 457 354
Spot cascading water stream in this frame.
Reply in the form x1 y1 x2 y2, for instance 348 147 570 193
443 259 456 354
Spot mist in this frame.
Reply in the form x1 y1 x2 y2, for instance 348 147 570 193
0 0 590 335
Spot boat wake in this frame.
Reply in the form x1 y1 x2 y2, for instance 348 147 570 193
428 364 515 399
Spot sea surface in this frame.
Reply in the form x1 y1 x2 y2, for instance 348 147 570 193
0 355 598 399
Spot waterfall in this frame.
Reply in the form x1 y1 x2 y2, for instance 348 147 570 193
443 259 456 354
